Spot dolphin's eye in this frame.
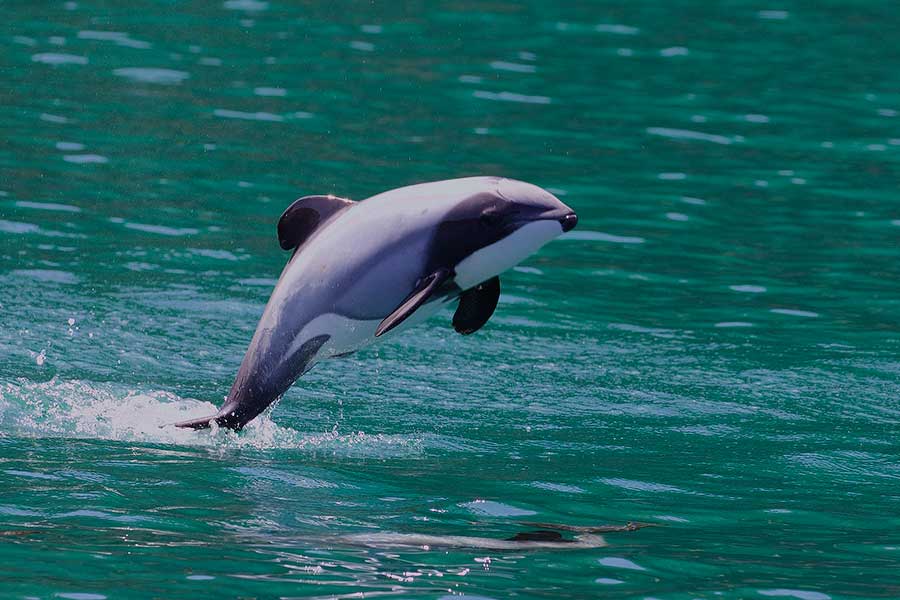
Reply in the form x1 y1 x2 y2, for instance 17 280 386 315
479 211 501 227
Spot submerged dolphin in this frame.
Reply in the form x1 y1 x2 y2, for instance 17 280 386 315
344 530 606 550
343 522 654 550
176 176 577 430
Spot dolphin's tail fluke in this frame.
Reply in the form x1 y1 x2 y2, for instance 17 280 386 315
174 410 245 431
174 414 218 430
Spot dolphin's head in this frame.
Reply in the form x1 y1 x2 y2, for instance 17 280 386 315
432 177 577 290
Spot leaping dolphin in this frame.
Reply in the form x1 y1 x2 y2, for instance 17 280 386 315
176 176 577 431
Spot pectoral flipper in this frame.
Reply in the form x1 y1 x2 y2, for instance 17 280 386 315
452 276 500 335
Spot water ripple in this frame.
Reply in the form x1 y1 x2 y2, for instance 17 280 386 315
489 61 536 73
32 53 88 65
12 269 79 284
14 201 82 212
78 30 151 49
121 222 199 236
472 91 551 105
63 154 108 164
647 126 738 145
213 108 313 122
223 0 268 10
113 67 190 84
561 231 645 244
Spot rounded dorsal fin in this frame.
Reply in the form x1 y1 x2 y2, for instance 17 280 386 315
277 194 354 250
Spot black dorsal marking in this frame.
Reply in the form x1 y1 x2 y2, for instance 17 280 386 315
505 530 570 543
427 191 509 273
277 195 354 251
453 276 500 335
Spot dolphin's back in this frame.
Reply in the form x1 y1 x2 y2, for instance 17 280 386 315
280 180 486 319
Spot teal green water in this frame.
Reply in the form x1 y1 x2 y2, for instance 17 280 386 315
2 1 900 598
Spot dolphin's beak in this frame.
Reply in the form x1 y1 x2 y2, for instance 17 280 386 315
529 207 578 232
559 212 578 232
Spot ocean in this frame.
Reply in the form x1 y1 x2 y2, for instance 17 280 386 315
1 2 899 598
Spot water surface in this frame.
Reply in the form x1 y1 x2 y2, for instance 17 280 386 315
2 1 900 598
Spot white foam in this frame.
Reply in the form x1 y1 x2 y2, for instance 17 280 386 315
461 500 536 517
0 378 421 454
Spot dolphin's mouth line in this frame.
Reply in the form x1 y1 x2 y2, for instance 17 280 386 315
515 210 578 232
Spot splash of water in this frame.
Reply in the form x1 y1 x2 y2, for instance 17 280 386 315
0 378 422 454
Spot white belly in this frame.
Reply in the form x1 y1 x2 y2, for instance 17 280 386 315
282 296 450 367
454 219 562 290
